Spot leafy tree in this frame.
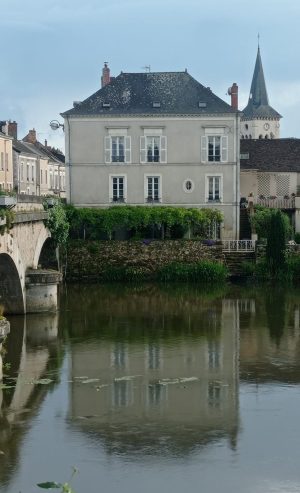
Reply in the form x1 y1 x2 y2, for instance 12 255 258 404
266 209 287 276
45 202 69 246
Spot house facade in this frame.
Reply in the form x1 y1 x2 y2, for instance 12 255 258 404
0 124 14 192
62 67 240 239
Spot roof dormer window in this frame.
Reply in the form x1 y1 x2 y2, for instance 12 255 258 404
152 102 161 108
198 102 207 108
102 102 110 108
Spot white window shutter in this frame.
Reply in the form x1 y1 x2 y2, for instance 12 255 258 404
221 136 228 162
201 136 207 163
160 136 167 163
140 136 146 163
125 136 131 163
105 136 111 164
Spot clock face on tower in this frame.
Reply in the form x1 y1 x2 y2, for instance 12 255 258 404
264 123 270 130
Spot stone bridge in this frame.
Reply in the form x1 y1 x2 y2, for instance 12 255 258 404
0 198 61 314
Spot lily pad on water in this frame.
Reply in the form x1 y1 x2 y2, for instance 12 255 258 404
32 378 53 385
81 378 100 384
37 481 62 489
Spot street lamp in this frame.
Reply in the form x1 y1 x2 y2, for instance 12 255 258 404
49 120 64 131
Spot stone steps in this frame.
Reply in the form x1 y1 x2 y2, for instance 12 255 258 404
223 251 255 276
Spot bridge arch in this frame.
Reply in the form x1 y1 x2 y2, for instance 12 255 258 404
0 253 25 314
32 226 51 269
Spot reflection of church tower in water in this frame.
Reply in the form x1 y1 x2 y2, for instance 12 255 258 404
241 44 282 140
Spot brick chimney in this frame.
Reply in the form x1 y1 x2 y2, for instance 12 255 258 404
25 128 37 144
101 62 111 88
8 121 17 139
228 83 238 110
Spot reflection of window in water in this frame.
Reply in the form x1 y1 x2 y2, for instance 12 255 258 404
208 381 221 408
148 343 160 369
113 380 131 407
148 383 167 406
113 342 127 368
208 340 221 369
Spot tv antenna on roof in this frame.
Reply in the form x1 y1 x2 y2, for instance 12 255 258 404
142 65 151 73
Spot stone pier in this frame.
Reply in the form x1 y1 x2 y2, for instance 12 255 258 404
25 269 62 313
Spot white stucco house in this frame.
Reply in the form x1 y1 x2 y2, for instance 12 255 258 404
61 64 241 239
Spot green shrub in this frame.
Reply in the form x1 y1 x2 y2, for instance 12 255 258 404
157 261 228 283
241 261 256 277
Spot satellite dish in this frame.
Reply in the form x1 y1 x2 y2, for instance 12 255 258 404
50 120 61 131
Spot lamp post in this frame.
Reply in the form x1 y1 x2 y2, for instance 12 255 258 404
49 120 65 197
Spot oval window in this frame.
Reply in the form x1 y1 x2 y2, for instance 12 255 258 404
183 179 194 193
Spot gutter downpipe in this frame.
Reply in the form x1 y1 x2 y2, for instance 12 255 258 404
236 111 240 240
66 115 71 204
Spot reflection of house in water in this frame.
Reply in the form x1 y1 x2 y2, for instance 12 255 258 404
235 289 300 383
67 286 240 456
0 313 60 488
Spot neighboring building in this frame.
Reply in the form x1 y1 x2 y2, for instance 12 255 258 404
61 65 241 239
241 46 281 140
240 138 300 232
22 129 66 197
0 122 14 192
240 138 300 200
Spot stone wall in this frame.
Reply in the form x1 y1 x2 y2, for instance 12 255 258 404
66 240 224 281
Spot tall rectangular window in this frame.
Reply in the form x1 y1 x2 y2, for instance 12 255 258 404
112 176 124 202
0 152 3 170
208 176 221 202
147 136 160 162
208 136 221 162
32 164 34 182
201 135 228 163
27 164 29 181
105 135 131 163
40 169 43 184
111 136 125 162
147 176 160 202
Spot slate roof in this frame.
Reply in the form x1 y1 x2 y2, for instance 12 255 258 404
240 138 300 172
62 71 236 117
13 140 42 157
242 47 281 120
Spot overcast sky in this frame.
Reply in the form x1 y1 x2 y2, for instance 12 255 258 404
1 0 300 150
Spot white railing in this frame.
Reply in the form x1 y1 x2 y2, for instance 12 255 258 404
222 240 256 252
256 196 295 209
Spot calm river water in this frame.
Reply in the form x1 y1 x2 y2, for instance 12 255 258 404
1 283 300 493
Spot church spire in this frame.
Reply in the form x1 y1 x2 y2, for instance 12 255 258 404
242 46 281 120
249 45 269 108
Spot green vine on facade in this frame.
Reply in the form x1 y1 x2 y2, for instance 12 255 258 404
66 205 223 240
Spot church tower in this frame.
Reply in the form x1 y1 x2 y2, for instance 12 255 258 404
241 46 281 139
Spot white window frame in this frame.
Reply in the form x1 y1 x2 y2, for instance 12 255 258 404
109 174 127 203
140 135 167 164
201 133 228 163
144 174 162 203
105 131 131 164
205 174 223 203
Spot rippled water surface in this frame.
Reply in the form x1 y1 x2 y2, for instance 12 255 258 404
1 283 300 493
